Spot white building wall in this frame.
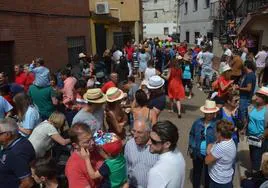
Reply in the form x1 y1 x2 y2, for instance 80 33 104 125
142 0 179 39
179 0 213 44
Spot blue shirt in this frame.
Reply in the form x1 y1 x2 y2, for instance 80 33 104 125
200 126 208 156
0 137 35 187
0 96 13 119
202 52 214 69
183 64 192 79
20 105 41 137
240 72 256 99
31 66 50 87
248 106 266 137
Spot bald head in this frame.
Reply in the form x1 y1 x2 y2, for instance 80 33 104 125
132 117 152 145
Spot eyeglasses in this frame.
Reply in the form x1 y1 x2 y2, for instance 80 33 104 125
150 136 163 145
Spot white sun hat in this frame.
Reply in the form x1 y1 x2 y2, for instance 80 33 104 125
147 75 165 89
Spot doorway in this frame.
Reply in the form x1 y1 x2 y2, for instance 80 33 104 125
95 24 107 56
0 41 14 80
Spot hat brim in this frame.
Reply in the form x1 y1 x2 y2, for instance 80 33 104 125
147 79 165 89
106 90 126 103
200 106 219 113
83 93 107 103
256 90 268 97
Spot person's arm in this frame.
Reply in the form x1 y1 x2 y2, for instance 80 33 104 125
205 153 217 165
51 134 71 146
19 176 34 188
219 80 234 92
239 83 252 92
18 126 32 135
106 111 124 134
150 109 158 125
80 148 102 179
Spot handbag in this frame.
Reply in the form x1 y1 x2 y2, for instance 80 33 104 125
247 136 262 148
231 114 244 130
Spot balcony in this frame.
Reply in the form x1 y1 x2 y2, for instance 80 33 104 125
210 1 224 20
236 0 268 17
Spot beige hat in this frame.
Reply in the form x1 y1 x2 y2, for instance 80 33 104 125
220 64 232 74
200 100 219 113
106 87 125 103
256 87 268 96
79 53 86 58
83 88 106 103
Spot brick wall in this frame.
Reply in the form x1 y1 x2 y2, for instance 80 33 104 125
0 0 90 72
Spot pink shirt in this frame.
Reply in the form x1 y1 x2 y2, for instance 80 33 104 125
62 77 77 108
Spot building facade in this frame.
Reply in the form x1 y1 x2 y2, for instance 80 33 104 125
0 0 91 76
142 0 179 39
179 0 213 44
89 0 141 55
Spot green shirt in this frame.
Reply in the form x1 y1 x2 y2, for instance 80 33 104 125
28 85 56 119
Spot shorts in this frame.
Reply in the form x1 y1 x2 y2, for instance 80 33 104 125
182 79 192 89
201 68 213 80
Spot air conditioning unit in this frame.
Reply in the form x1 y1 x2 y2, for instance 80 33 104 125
95 2 109 14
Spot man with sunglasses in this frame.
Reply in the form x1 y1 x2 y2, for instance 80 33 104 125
124 117 158 188
0 118 35 188
147 121 185 188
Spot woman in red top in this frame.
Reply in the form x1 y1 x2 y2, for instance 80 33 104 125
216 64 234 105
23 64 35 92
164 58 185 118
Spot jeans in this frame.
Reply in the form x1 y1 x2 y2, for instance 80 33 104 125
249 144 263 171
192 155 209 188
209 179 233 188
239 98 250 121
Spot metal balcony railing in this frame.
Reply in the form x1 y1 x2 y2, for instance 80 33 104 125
210 1 224 20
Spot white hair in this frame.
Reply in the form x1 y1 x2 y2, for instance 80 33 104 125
134 116 152 132
0 118 18 135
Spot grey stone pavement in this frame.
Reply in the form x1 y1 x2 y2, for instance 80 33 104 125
158 86 246 188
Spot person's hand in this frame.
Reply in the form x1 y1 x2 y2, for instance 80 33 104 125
206 144 213 154
79 147 90 160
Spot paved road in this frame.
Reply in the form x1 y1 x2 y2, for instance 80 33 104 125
158 86 240 188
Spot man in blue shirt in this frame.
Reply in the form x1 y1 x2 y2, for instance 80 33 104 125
0 118 35 187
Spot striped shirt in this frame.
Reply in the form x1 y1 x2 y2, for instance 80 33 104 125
209 139 236 184
124 138 158 188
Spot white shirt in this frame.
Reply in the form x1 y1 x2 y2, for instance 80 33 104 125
197 51 203 65
144 67 156 81
255 50 268 68
209 139 236 184
147 149 185 188
224 48 232 57
197 37 203 46
113 50 123 64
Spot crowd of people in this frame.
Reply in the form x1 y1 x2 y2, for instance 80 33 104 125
0 36 268 188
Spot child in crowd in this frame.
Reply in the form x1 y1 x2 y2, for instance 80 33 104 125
80 130 128 188
182 56 193 99
30 57 50 87
31 158 62 188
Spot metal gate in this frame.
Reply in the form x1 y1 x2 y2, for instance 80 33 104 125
67 36 86 65
0 41 13 80
113 32 132 49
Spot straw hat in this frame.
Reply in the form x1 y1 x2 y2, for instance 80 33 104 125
256 87 268 96
220 64 232 74
83 88 106 103
79 53 86 58
176 55 183 60
147 75 165 89
200 100 219 113
106 87 125 102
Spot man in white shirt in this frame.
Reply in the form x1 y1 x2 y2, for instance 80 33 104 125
147 121 185 188
255 46 268 79
223 44 232 57
197 35 203 46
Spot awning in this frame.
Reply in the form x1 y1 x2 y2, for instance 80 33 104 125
91 12 119 23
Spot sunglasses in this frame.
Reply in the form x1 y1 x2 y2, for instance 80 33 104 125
150 136 163 145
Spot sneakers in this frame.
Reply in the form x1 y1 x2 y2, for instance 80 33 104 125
188 95 192 99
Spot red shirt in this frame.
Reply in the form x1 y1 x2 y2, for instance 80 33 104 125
217 76 232 97
101 81 115 94
125 46 134 61
24 73 35 92
15 72 27 86
177 46 187 57
65 151 103 188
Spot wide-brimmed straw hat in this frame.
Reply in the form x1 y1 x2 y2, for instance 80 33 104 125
256 87 268 97
106 87 125 102
79 53 86 58
147 75 165 89
83 88 106 103
200 100 219 113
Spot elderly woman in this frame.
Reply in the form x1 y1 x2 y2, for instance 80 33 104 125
247 87 268 171
188 100 219 188
205 120 237 188
106 87 128 140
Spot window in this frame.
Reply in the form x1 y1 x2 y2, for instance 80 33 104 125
164 27 169 35
154 12 158 18
184 2 188 14
186 31 190 43
194 0 198 11
205 0 210 8
67 36 86 65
